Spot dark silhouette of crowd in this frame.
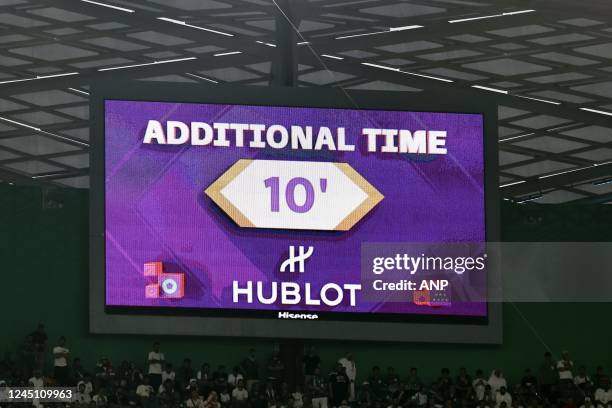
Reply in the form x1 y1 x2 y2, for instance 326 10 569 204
1 325 611 408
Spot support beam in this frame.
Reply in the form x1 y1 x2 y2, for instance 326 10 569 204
271 0 298 87
501 163 612 197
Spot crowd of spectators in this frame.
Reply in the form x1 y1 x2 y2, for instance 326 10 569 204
1 325 611 408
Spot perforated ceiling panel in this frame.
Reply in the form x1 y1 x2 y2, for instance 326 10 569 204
0 0 610 203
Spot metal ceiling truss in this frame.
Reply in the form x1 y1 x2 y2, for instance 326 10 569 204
0 0 610 203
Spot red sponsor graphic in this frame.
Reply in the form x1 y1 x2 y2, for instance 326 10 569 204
413 290 431 306
143 262 185 299
413 289 451 307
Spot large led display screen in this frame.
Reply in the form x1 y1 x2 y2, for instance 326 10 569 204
104 98 488 321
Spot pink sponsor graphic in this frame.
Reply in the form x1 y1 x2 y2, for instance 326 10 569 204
143 262 185 299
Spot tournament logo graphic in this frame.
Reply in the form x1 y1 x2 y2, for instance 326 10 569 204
143 261 185 299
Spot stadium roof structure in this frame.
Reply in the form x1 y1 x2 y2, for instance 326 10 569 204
0 0 611 204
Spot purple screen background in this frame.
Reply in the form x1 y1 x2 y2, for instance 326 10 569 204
105 100 486 317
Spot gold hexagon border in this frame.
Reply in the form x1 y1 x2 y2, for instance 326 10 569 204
205 159 384 231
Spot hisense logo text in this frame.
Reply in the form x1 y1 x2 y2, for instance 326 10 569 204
278 312 319 320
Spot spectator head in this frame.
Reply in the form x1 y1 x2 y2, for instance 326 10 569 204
500 387 507 395
36 323 45 333
143 376 150 385
410 367 418 375
78 382 86 392
345 352 353 360
183 358 192 367
493 369 503 377
337 363 345 373
544 352 552 360
500 403 507 408
165 363 173 372
561 351 570 360
372 366 380 375
58 336 66 346
153 342 160 352
459 367 467 376
476 369 483 377
237 379 244 389
248 348 256 358
233 366 240 374
441 368 450 376
190 388 199 399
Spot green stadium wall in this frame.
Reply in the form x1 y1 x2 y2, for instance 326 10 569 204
2 185 611 383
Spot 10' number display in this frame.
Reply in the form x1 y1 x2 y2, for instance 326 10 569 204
264 176 328 214
206 159 383 231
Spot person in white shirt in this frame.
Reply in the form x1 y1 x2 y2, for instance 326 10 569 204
338 353 356 401
136 376 154 401
162 363 176 383
292 386 304 408
228 366 244 387
412 385 428 407
232 380 249 408
595 382 612 406
83 376 94 395
488 369 507 395
75 381 92 406
574 366 592 391
27 371 44 408
219 387 231 408
53 336 70 386
473 370 487 401
495 387 512 408
148 342 165 390
557 351 574 382
28 370 44 388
